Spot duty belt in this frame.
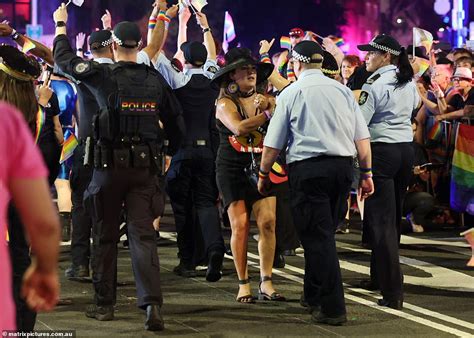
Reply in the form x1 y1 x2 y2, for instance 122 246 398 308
183 139 208 147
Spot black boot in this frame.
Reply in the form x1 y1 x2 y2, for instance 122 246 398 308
59 212 71 242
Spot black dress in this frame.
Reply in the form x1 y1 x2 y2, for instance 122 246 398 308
215 104 269 209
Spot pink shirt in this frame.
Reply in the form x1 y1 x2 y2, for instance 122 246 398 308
0 102 48 331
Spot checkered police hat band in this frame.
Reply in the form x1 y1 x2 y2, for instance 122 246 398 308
369 41 401 56
292 50 312 63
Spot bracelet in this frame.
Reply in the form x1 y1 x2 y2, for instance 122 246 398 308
55 21 66 27
202 27 211 34
359 167 372 173
260 53 271 64
258 168 269 178
77 48 83 52
10 29 20 41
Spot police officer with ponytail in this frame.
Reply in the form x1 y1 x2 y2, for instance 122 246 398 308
53 3 185 331
357 35 421 310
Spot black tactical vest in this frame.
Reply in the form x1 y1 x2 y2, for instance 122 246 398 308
94 63 162 145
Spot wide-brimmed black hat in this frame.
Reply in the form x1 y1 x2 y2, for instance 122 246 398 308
89 29 113 50
291 40 324 63
321 51 339 77
211 48 274 87
357 34 401 56
112 21 141 48
180 41 207 66
0 44 41 81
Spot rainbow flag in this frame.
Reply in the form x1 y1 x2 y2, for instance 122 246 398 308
60 129 78 164
415 57 430 78
450 124 474 214
334 37 344 47
22 37 36 54
428 121 442 141
34 105 45 144
280 36 291 50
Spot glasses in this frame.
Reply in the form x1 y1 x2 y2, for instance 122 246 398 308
452 77 470 82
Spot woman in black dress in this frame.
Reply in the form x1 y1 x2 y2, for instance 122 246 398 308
212 48 284 303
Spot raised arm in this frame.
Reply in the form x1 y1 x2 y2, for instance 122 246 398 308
259 39 290 91
0 23 54 66
196 12 216 60
174 6 191 63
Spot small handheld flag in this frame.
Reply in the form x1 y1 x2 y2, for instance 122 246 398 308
222 11 236 53
22 37 36 54
280 36 291 50
65 0 84 7
413 27 434 55
60 129 78 164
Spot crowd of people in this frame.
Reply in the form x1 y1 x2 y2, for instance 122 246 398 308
0 0 473 333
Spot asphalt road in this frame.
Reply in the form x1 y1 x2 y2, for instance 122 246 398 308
37 205 474 337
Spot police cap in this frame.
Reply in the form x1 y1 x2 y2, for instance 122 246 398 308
180 41 207 67
358 34 401 56
291 40 324 63
112 21 141 48
89 30 113 50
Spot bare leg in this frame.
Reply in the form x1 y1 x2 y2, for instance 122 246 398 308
227 200 252 300
253 196 279 296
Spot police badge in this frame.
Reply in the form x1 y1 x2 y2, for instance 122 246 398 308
359 91 369 105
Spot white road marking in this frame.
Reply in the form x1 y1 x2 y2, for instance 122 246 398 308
159 232 473 336
338 245 474 292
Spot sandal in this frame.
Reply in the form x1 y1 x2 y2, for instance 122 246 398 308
236 278 255 303
258 276 286 301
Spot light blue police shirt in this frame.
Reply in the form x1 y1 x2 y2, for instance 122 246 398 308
358 64 420 143
264 69 370 164
154 52 219 89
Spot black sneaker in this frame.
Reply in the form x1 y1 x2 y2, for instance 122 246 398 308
336 221 350 234
65 265 89 280
85 304 114 321
311 311 347 326
173 262 197 278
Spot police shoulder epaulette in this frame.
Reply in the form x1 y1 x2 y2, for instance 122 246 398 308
366 73 381 85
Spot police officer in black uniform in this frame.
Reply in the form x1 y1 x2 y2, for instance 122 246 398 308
53 4 185 331
155 11 225 282
66 29 115 280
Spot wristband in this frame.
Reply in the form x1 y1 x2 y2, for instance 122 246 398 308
260 53 271 64
10 29 20 41
360 173 373 179
148 18 157 30
77 48 83 52
158 13 171 23
202 27 211 34
258 168 269 178
55 21 66 27
359 167 372 173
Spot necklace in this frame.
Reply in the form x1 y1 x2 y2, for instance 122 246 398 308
239 88 256 98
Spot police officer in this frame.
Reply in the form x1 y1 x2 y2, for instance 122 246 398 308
66 30 114 280
53 4 185 331
357 34 421 309
258 40 373 325
154 10 225 281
